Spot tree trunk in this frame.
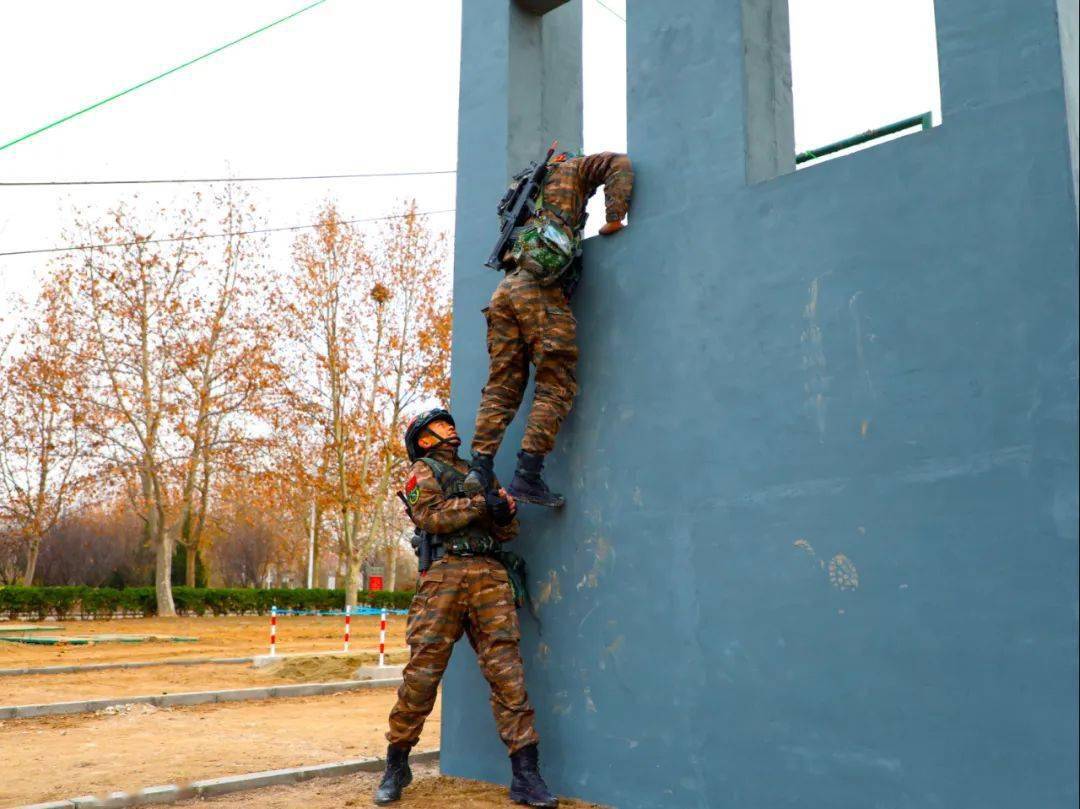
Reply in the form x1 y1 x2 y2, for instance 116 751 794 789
22 536 42 586
155 533 176 616
185 546 197 587
343 509 360 607
386 543 398 591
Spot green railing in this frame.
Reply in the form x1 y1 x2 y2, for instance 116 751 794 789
796 112 934 166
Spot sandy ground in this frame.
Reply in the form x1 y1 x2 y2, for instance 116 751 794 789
0 615 407 668
0 687 435 807
0 651 409 706
180 762 609 809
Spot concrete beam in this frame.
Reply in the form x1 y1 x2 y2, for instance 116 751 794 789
514 0 572 15
17 752 441 809
0 657 252 678
0 678 402 720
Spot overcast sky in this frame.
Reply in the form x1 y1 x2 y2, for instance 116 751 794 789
0 0 941 326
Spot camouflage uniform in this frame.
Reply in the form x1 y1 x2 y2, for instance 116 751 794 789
472 152 633 458
386 448 540 755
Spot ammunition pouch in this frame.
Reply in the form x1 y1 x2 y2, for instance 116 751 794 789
508 211 580 287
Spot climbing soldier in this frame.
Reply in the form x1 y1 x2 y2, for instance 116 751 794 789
374 408 558 808
469 148 634 508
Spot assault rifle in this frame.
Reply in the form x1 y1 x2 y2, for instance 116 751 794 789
485 140 558 271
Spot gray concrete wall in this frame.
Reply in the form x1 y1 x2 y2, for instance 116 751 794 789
445 1 1080 807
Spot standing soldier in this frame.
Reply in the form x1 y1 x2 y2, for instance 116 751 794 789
374 408 558 808
468 149 634 508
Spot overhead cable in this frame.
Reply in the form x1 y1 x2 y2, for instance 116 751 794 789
0 169 457 188
0 0 329 153
593 0 626 22
0 208 455 258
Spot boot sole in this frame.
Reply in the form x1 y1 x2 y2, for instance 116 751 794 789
506 490 566 509
373 771 412 804
510 793 558 808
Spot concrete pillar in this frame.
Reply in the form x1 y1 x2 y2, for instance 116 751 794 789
1057 0 1079 221
742 0 795 184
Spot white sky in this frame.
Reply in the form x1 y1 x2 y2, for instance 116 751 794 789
0 0 941 324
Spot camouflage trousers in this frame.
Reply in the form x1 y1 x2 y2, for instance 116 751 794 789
386 556 539 755
472 269 579 457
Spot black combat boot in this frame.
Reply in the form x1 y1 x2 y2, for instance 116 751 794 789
373 744 412 805
509 744 559 807
464 452 495 494
507 451 565 508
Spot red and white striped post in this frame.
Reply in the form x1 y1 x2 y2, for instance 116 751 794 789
343 604 352 653
378 608 387 667
269 605 278 656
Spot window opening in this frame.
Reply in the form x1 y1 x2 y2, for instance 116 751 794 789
582 0 627 238
789 0 942 167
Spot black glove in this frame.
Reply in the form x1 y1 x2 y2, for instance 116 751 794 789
485 489 514 526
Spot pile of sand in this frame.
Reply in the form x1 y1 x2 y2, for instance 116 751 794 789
254 651 408 683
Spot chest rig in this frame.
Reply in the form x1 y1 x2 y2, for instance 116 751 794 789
415 457 498 557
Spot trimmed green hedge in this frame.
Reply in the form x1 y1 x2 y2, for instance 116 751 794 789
0 585 414 620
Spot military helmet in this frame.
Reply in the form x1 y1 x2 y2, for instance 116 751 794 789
404 408 456 462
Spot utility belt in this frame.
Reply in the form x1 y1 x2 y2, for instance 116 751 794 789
431 527 499 560
410 527 528 610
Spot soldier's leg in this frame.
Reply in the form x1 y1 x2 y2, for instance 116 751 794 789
386 565 467 749
506 280 578 508
523 292 578 455
464 562 556 807
463 563 540 754
471 279 530 459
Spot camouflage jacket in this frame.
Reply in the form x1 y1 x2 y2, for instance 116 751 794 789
540 151 634 233
403 451 518 543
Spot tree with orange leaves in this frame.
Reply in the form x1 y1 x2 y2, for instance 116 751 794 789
283 202 384 606
0 279 86 585
171 187 281 587
362 201 452 589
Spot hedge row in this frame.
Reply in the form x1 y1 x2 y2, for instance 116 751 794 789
0 585 414 620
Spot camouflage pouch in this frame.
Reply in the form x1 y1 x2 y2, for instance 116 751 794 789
509 215 578 287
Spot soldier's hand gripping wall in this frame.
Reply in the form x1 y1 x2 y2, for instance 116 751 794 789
468 148 634 509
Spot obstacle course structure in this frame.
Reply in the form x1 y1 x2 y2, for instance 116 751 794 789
443 2 1078 808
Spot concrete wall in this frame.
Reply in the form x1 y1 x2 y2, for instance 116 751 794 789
445 1 1080 807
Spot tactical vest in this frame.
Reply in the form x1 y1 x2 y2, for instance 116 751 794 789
412 457 530 612
416 457 498 557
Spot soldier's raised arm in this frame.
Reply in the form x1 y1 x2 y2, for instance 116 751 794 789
405 461 485 535
577 151 634 231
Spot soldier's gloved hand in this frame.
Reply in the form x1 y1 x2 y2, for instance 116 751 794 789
485 488 515 526
599 220 625 236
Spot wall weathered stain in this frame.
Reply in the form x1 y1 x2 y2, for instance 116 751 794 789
443 1 1080 807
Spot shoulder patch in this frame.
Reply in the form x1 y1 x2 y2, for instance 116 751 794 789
407 486 420 505
405 474 418 494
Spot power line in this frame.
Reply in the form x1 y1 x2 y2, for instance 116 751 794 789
0 208 456 258
593 0 626 22
0 169 457 188
0 0 329 153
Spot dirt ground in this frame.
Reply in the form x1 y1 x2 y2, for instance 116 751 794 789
0 614 407 668
0 687 435 807
180 762 609 809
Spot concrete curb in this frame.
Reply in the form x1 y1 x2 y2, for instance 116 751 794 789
0 657 254 678
17 751 440 808
0 678 403 720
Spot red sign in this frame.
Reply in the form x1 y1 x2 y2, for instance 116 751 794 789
369 576 384 591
